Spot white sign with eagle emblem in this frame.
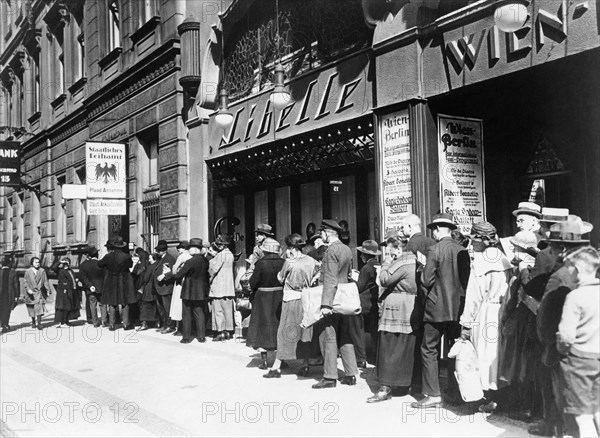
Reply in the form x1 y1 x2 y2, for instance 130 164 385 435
85 142 126 199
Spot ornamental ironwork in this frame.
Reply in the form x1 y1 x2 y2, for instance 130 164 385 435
223 0 371 101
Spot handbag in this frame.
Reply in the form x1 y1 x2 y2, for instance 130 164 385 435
301 282 361 328
448 339 484 402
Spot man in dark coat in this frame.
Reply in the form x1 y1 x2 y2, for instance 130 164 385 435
52 257 81 327
411 213 470 408
0 255 19 332
153 240 177 334
98 236 137 330
312 219 358 389
77 247 106 328
401 214 436 393
160 238 210 343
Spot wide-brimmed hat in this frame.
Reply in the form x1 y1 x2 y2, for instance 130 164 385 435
427 213 457 230
379 229 400 246
512 202 542 218
357 240 382 256
215 234 231 246
110 236 128 248
261 238 281 254
566 215 593 234
189 238 203 249
254 224 274 237
319 219 342 232
510 231 540 252
540 207 569 223
154 240 168 251
470 221 498 240
177 240 190 250
544 217 591 244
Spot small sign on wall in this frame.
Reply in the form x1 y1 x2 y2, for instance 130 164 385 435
87 199 126 215
0 141 20 187
86 142 127 199
330 180 343 194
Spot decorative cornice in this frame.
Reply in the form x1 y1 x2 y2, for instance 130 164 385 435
48 117 86 145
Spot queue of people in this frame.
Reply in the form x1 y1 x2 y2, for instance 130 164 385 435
0 202 598 438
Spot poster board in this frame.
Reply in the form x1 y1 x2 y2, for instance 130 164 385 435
86 142 126 199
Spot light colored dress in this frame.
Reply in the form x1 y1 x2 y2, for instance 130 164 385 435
460 246 513 391
169 251 192 321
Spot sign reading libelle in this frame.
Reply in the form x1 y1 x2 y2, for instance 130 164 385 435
269 63 291 110
215 88 234 129
494 0 529 33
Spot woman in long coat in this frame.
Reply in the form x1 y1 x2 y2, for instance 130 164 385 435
52 257 82 327
98 236 137 330
247 237 285 370
208 235 236 341
264 234 317 378
367 235 418 403
23 256 53 329
169 241 193 334
135 251 160 330
460 221 513 412
0 255 19 332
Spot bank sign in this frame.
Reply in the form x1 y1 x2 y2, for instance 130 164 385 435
0 141 20 187
86 142 126 199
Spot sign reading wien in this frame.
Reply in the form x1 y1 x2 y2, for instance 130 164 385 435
85 142 126 215
0 141 20 186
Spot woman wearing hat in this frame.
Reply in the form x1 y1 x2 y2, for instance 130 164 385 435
460 221 513 412
98 236 138 330
263 234 317 378
51 256 82 328
247 237 285 370
167 241 193 335
208 234 236 341
367 235 418 403
134 251 160 331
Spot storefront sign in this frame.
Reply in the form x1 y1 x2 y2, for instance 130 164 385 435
330 180 343 194
438 114 485 234
85 142 126 199
379 110 412 235
0 141 20 187
87 199 126 215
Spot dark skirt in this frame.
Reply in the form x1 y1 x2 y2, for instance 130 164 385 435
140 300 159 322
102 272 138 306
376 331 416 387
246 288 283 350
54 284 81 322
276 299 313 361
499 305 540 384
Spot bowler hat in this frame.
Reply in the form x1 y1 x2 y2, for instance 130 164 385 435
544 217 591 244
177 240 190 250
512 202 542 219
540 207 569 223
261 238 281 254
189 238 203 249
254 224 275 237
154 240 169 251
357 240 382 256
110 236 127 248
426 213 457 230
319 219 342 232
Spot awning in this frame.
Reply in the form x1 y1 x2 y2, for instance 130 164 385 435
207 117 374 190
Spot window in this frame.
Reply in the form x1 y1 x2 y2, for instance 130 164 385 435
76 33 85 81
30 187 41 255
139 130 158 188
74 168 87 241
5 197 13 251
33 55 40 112
140 0 156 24
47 30 65 98
15 192 24 250
108 1 121 52
55 176 67 243
141 196 159 252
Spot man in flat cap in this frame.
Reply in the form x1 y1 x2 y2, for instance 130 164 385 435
312 219 358 389
411 213 470 408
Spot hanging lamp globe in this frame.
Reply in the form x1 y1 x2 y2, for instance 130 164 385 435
494 0 529 33
269 63 291 110
215 88 234 129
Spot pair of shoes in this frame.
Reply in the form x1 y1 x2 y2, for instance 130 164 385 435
367 386 392 403
56 324 64 329
263 369 282 379
31 322 37 329
180 338 192 344
340 375 356 386
296 366 310 377
312 378 336 389
212 333 225 342
109 325 117 331
136 322 149 331
161 327 176 334
528 421 556 437
93 322 101 328
410 396 442 409
357 361 367 369
197 337 206 343
124 325 134 331
173 330 182 337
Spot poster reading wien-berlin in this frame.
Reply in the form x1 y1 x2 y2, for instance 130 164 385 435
438 114 486 235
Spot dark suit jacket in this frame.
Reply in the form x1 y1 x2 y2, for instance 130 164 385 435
165 254 210 301
407 232 436 257
78 258 105 295
153 252 176 296
422 236 470 322
319 240 352 308
249 253 285 290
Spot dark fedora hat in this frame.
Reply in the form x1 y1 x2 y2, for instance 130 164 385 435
177 240 190 250
110 235 127 248
427 213 457 230
254 224 274 237
319 219 342 232
357 240 382 256
154 240 169 251
189 238 203 249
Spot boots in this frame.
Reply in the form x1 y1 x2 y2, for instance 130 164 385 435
36 315 43 330
258 351 268 370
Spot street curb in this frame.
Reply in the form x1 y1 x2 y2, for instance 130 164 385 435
0 419 19 438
